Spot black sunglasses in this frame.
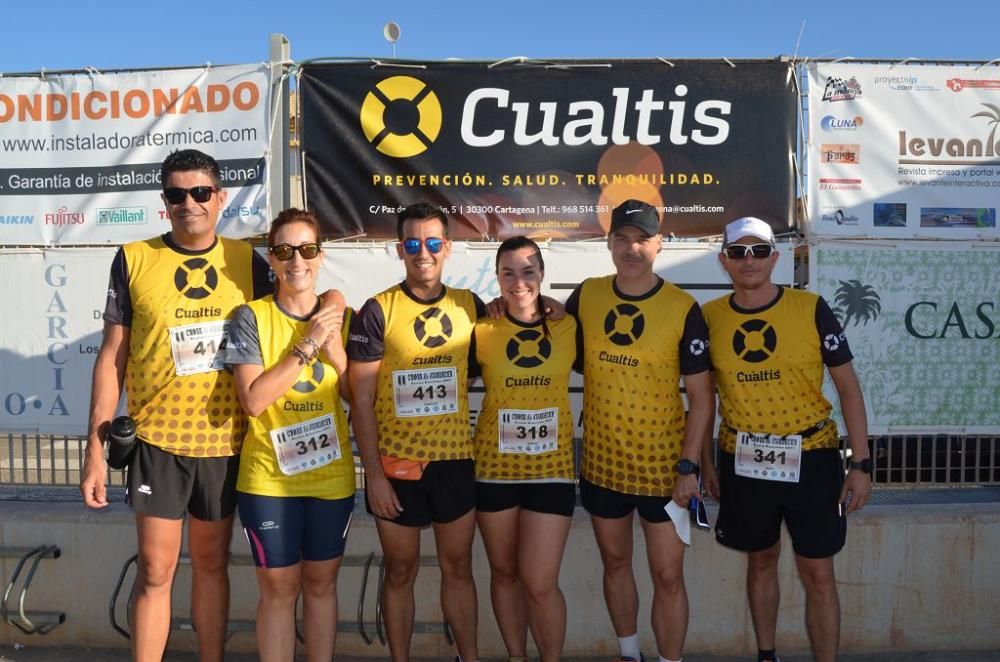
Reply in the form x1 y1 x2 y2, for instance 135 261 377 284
163 186 218 205
269 242 321 261
724 243 774 259
402 237 445 255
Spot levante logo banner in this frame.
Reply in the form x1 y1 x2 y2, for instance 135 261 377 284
299 59 796 239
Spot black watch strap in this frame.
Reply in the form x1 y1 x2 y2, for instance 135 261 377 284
849 458 873 474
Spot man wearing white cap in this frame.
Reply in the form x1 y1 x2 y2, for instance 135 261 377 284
700 217 871 662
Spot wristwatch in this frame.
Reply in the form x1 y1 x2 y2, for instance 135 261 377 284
677 458 700 476
849 457 873 474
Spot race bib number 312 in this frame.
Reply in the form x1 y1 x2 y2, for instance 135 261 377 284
269 414 341 476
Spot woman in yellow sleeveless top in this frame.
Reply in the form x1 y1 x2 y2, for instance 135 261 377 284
471 236 577 662
225 209 355 662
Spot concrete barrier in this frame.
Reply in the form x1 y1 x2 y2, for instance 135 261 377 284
0 499 997 656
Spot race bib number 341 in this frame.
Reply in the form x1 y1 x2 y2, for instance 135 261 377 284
734 431 802 483
168 320 229 376
392 367 458 417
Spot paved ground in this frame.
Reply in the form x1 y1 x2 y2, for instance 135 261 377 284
2 646 1000 661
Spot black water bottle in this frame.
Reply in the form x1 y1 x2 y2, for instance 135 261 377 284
106 416 137 469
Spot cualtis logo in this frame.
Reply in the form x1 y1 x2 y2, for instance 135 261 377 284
413 307 453 348
293 361 325 393
361 76 442 158
506 329 552 368
604 304 645 346
174 258 218 300
732 319 777 363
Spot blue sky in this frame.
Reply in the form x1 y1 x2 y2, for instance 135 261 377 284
5 1 1000 73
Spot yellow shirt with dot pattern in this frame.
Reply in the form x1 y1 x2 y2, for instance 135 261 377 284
354 284 479 461
702 287 842 454
122 236 256 457
571 275 709 497
472 315 577 481
235 297 356 499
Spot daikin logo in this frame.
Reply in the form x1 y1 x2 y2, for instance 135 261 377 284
820 115 863 131
361 76 733 158
0 214 33 224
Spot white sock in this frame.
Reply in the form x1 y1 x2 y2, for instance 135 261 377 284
618 633 641 660
659 657 681 662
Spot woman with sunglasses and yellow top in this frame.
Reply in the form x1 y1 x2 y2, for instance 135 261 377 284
225 208 354 662
469 236 577 662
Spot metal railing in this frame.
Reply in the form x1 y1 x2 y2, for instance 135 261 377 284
2 432 998 490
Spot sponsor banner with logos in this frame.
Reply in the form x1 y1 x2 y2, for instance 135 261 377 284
0 242 792 434
807 62 1000 239
0 64 271 245
299 60 796 239
812 241 1000 433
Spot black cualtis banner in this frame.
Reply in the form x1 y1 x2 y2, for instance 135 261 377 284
299 59 795 239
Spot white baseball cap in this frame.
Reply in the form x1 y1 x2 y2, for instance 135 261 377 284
723 217 775 246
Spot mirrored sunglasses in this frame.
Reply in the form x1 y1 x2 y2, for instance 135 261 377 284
402 237 444 255
724 243 774 259
163 186 217 204
270 242 321 261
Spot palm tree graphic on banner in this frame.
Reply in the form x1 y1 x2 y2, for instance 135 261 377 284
831 280 881 327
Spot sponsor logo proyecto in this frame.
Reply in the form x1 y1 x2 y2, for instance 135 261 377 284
873 75 939 92
821 76 863 102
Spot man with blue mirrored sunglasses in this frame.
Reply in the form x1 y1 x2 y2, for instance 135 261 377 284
348 203 486 662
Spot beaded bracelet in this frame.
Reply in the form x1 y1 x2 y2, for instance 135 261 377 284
292 345 312 365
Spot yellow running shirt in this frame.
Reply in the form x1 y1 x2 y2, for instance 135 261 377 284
566 275 710 497
348 283 485 461
702 286 853 453
226 296 356 499
104 234 270 457
471 314 577 481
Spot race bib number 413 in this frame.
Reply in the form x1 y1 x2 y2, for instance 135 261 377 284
734 431 802 483
392 367 458 417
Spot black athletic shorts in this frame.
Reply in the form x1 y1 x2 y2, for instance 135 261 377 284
715 448 847 559
475 481 576 517
366 459 475 527
579 477 670 523
126 440 239 521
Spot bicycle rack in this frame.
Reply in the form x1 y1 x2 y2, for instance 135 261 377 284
1 545 66 635
108 550 453 646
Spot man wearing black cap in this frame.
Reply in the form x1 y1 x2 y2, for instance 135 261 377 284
700 217 871 662
564 199 714 662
